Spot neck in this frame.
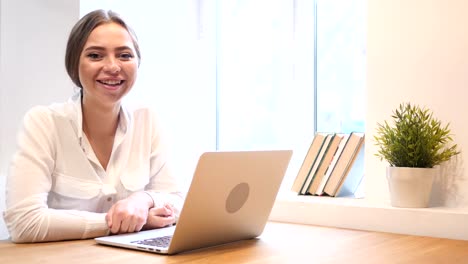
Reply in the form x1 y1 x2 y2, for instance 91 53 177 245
81 98 120 138
80 97 120 170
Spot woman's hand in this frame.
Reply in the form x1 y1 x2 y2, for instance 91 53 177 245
143 204 176 230
106 192 153 234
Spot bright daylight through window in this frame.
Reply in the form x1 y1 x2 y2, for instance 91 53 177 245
81 0 366 193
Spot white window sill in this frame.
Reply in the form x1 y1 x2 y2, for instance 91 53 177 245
270 191 468 241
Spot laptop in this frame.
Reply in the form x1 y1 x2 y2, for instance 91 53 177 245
95 150 292 255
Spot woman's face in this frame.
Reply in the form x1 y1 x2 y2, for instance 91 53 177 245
78 22 138 109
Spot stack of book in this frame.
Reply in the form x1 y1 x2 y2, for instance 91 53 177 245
291 132 365 197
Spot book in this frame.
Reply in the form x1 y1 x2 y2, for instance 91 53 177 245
323 132 365 197
306 133 344 195
335 142 365 197
313 133 350 196
291 133 328 193
299 133 334 195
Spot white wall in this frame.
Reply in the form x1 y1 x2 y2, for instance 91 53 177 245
366 0 468 208
0 0 79 239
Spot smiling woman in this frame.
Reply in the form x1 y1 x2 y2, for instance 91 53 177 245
2 9 183 243
76 21 139 169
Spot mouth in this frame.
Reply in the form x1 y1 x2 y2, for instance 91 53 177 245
97 79 125 90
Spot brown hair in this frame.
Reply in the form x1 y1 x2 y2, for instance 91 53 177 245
65 9 141 88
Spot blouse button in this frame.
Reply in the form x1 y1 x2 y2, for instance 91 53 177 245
107 197 112 202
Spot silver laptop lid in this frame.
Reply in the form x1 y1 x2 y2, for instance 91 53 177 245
167 150 292 254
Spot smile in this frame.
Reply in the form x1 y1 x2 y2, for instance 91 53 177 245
97 80 124 86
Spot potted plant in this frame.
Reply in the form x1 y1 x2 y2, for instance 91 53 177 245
374 102 460 208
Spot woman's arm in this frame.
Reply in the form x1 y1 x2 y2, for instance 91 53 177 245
3 107 109 243
4 196 108 243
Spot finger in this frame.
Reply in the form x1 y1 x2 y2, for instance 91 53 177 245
150 206 173 217
120 217 131 233
158 215 176 227
111 211 123 234
111 222 121 234
148 207 165 216
148 215 176 228
165 207 173 217
123 213 147 233
127 218 146 233
164 204 174 215
127 221 139 233
135 221 145 232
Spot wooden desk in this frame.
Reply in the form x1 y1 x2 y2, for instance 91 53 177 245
1 221 468 264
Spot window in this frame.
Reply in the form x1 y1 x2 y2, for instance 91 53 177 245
316 0 366 133
80 0 366 192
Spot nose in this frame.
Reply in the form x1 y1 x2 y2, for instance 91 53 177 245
103 57 121 74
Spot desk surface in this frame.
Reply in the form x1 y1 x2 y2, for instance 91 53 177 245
2 221 468 264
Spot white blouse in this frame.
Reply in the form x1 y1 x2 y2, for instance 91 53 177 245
3 92 184 242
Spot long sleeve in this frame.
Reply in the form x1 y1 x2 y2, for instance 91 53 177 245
3 100 187 243
4 194 109 243
3 107 109 243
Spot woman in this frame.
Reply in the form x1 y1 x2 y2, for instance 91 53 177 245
3 9 183 243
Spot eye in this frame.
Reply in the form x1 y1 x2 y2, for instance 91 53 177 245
86 53 102 60
119 53 134 60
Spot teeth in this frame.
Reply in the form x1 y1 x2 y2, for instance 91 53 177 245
100 80 122 85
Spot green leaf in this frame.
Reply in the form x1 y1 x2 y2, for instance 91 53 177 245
374 102 460 168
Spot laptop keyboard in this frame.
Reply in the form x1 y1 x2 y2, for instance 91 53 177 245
131 235 173 248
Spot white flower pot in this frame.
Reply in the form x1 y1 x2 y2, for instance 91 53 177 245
386 166 437 208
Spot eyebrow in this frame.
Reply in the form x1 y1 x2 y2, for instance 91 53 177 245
83 46 134 52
